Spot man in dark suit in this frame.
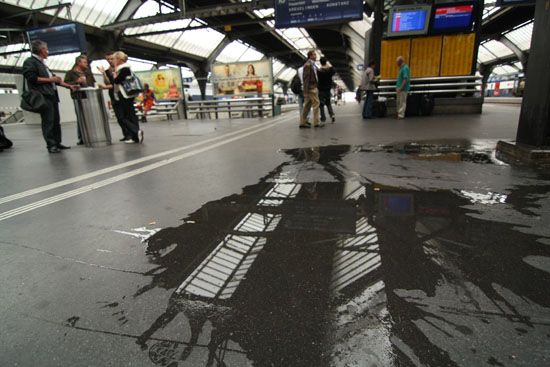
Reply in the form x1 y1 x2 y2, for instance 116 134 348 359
22 40 78 153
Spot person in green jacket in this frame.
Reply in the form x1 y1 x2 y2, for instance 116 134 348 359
395 56 410 119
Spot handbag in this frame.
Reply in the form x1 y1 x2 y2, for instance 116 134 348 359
121 70 143 98
20 78 47 113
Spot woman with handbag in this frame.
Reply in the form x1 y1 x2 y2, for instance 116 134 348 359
22 40 79 153
112 51 144 144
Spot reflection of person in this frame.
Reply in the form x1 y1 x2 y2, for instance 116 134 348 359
217 64 238 95
317 57 335 123
22 40 78 153
112 51 143 144
98 51 129 141
139 83 156 122
301 50 321 128
395 56 410 119
64 54 96 145
239 63 263 93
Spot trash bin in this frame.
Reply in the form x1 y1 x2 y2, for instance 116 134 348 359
73 87 111 147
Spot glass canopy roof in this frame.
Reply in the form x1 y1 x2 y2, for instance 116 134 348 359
0 1 535 81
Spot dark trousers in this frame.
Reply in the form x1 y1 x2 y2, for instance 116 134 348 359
318 89 334 121
40 95 61 148
112 100 130 138
116 97 140 142
363 90 374 119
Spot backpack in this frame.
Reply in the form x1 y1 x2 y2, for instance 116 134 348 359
290 73 302 95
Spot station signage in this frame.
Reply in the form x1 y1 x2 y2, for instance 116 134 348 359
275 0 364 28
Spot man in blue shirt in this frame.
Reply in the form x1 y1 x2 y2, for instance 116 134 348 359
395 56 410 119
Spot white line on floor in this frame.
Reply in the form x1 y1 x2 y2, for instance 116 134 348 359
0 116 291 222
0 116 289 206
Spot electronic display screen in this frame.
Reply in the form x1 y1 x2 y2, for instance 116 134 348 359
387 6 431 37
275 0 363 28
433 4 474 31
27 23 87 56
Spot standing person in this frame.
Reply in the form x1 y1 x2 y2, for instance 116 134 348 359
98 51 129 141
22 40 78 153
112 51 144 144
301 50 322 128
290 67 309 126
140 83 156 122
395 56 410 119
317 57 336 123
360 60 377 119
64 54 96 145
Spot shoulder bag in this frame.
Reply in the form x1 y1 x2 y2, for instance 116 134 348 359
121 69 143 98
20 77 47 113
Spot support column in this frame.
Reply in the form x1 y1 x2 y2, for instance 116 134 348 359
190 63 209 101
371 0 384 75
515 0 550 147
497 0 550 165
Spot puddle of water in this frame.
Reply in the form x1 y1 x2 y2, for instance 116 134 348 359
94 145 550 366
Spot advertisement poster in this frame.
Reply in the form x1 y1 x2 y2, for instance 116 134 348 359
135 68 183 100
211 59 273 97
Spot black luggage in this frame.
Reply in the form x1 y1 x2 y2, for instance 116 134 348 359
0 125 13 150
405 94 421 117
420 94 435 116
373 100 387 118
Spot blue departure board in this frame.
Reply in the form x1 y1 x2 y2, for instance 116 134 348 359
387 6 431 37
275 0 364 29
433 4 474 31
27 23 87 56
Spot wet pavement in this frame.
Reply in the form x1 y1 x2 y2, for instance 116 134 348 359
1 107 550 366
58 144 550 366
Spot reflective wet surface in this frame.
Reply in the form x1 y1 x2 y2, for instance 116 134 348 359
77 144 550 367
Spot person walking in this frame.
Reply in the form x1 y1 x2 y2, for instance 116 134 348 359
360 60 377 119
301 50 321 128
112 51 144 144
317 57 335 123
64 54 96 145
395 56 410 119
98 51 129 141
22 40 78 153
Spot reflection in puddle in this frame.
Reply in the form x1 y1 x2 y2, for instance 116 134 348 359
121 146 550 366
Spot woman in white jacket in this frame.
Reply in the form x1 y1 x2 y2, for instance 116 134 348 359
112 51 143 144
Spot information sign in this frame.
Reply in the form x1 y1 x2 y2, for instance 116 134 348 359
275 0 364 28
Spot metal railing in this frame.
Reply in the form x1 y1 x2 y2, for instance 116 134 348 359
375 75 483 97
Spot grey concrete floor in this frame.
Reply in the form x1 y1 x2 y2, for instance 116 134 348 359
0 103 549 367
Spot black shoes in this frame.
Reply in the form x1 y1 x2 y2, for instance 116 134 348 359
57 144 71 150
299 124 311 129
47 147 60 153
331 115 335 123
76 140 84 145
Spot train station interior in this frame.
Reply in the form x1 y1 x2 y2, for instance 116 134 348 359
0 1 549 366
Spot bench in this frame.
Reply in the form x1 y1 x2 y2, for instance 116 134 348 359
135 99 182 121
185 97 273 120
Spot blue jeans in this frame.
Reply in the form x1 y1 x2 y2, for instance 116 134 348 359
363 90 374 119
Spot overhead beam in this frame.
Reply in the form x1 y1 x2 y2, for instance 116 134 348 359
103 0 273 30
4 3 72 20
498 35 528 69
123 17 274 37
